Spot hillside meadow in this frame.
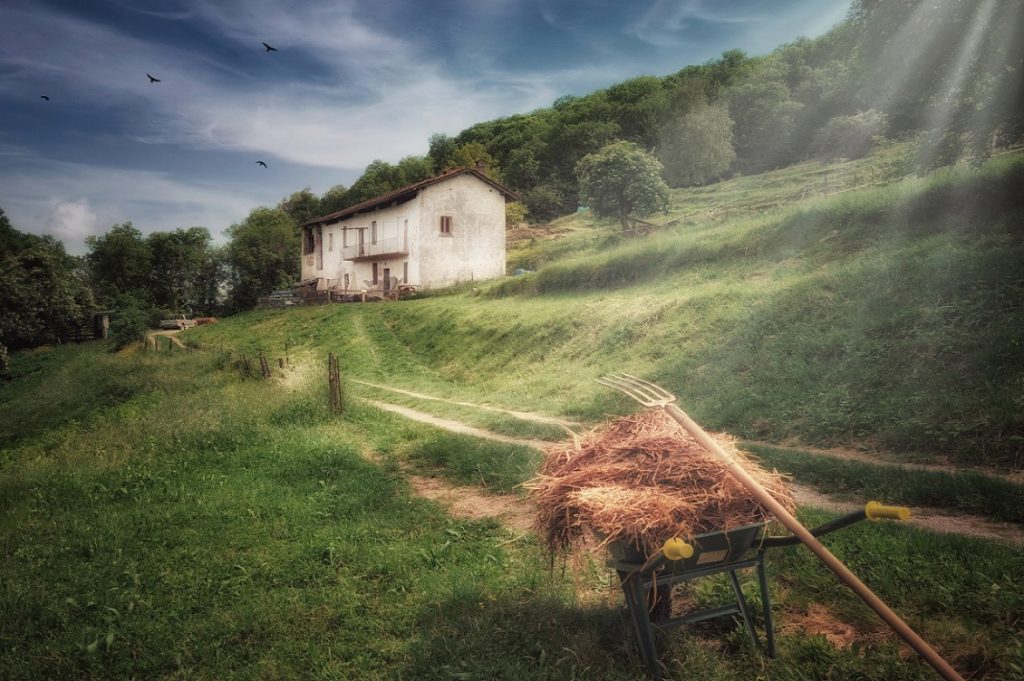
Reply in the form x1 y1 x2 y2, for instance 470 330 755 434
3 148 1023 680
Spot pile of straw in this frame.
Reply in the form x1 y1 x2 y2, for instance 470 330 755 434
528 410 794 556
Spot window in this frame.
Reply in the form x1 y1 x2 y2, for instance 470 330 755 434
328 232 334 252
403 262 408 284
342 227 348 248
371 220 377 244
440 215 452 234
303 228 315 254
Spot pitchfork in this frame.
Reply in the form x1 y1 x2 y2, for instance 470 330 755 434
596 373 963 681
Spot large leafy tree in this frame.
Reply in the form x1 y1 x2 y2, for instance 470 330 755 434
575 141 670 231
0 208 93 349
84 222 152 306
658 102 736 187
147 227 215 312
224 207 299 312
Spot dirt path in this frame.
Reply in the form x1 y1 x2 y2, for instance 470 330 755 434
789 483 1024 546
358 445 535 534
354 379 579 430
362 395 1023 545
749 440 1024 486
366 400 552 450
405 474 535 534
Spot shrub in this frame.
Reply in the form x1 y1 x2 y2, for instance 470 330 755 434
812 109 888 161
109 306 150 350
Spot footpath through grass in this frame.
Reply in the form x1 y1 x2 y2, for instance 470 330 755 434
2 343 1023 679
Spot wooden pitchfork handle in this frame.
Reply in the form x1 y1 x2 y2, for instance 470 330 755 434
595 373 964 681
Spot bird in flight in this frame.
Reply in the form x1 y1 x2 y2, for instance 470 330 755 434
40 95 50 101
262 42 278 52
147 73 161 83
256 161 268 168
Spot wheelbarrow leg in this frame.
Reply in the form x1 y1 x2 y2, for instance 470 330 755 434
728 569 760 650
756 554 777 658
621 571 662 680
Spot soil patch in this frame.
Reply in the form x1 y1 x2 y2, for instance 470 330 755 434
365 400 551 450
354 380 578 430
406 474 535 534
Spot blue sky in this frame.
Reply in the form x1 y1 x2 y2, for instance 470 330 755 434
0 0 850 253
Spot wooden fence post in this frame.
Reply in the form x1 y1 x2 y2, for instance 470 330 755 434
259 353 271 379
328 353 342 413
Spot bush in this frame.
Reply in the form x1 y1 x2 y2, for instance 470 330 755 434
109 306 150 350
812 109 887 161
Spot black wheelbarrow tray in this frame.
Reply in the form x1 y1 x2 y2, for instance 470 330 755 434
606 501 909 680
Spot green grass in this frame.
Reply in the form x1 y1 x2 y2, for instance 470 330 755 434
2 336 1023 679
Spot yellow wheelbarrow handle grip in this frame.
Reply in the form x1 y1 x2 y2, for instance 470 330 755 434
661 537 694 561
865 500 910 521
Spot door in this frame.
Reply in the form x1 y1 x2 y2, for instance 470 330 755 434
382 268 391 293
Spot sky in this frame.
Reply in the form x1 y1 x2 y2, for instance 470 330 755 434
0 0 850 254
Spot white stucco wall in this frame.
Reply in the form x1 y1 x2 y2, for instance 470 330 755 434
416 174 506 288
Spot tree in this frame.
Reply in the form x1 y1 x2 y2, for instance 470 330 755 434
575 141 670 230
428 133 458 173
448 142 500 177
727 64 804 173
0 210 93 349
658 102 736 186
224 207 299 312
85 222 152 306
344 160 403 206
505 201 528 228
396 155 434 185
319 184 349 215
812 109 887 160
147 227 214 312
523 184 573 223
278 188 322 226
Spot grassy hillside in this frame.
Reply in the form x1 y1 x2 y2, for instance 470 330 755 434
193 150 1024 467
5 147 1022 679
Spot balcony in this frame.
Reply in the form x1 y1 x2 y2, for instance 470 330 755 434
343 236 408 261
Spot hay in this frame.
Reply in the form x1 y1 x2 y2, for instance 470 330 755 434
527 410 794 556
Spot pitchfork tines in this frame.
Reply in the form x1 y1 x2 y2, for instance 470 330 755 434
595 373 677 407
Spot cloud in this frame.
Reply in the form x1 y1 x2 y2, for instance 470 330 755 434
629 0 761 47
0 155 264 254
46 199 99 247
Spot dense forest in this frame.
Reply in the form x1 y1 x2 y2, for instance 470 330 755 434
1 0 1022 360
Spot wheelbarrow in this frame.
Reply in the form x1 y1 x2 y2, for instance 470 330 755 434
596 373 963 681
608 502 909 680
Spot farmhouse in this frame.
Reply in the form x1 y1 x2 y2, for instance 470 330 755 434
299 166 516 296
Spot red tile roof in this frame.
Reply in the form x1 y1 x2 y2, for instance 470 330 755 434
303 167 517 227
